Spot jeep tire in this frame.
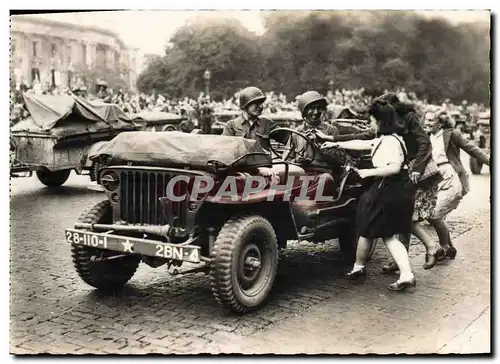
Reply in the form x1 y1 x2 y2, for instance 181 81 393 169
210 215 279 313
36 169 71 187
71 200 140 290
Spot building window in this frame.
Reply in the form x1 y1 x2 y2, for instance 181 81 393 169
11 39 16 57
31 68 40 84
32 41 38 57
67 44 72 64
82 44 87 64
67 70 73 89
51 43 57 57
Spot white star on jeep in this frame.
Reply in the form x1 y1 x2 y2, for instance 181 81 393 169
122 240 134 253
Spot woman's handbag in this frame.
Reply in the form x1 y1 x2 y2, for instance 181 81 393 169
391 135 441 183
408 158 441 182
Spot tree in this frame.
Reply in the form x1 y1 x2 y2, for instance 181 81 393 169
75 61 130 93
136 56 173 96
136 11 490 104
137 17 262 99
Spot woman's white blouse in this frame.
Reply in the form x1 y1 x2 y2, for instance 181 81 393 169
370 134 407 168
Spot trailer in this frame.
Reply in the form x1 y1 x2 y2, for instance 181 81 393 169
10 93 138 187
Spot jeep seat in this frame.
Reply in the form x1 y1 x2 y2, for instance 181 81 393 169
266 163 306 184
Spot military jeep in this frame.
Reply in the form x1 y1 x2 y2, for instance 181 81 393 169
65 130 374 313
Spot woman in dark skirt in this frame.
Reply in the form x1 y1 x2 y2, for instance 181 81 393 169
317 93 445 271
322 100 416 291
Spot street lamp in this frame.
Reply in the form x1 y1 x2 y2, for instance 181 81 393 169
203 69 211 97
328 79 334 94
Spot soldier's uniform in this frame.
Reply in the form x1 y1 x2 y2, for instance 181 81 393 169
222 86 282 150
198 102 214 134
285 91 339 164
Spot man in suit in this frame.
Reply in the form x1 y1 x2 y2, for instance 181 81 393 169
428 111 490 197
421 110 490 259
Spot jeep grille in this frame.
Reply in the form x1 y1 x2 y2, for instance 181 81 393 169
119 170 187 226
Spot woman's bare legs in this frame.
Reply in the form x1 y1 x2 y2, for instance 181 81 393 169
383 235 414 282
384 223 444 272
349 236 374 272
428 218 451 248
429 218 457 259
411 222 440 255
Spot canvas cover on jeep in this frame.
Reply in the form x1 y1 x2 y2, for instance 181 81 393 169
132 111 183 125
89 131 272 171
10 94 137 140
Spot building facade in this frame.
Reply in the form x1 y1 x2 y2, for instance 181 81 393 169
10 15 138 92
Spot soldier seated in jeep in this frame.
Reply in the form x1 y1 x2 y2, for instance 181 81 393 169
282 91 339 166
222 86 288 150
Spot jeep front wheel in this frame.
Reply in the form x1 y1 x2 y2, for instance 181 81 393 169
71 200 140 290
210 215 279 313
36 169 71 187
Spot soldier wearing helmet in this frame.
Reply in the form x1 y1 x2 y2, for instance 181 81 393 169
283 91 339 164
198 98 214 134
96 80 112 103
222 86 285 150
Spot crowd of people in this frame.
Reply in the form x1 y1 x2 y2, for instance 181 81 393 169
9 79 489 130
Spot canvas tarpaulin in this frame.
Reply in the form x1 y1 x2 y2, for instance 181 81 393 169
90 131 272 171
132 111 183 123
11 94 137 140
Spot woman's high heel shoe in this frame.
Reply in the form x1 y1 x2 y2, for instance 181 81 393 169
438 245 458 261
387 277 416 291
346 267 366 280
423 248 446 269
446 245 457 260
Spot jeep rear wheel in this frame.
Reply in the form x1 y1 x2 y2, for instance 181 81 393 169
71 200 140 290
470 157 483 175
36 169 71 187
210 215 278 313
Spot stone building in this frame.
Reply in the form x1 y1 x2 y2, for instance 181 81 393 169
10 15 138 92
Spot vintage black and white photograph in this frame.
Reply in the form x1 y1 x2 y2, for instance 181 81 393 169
8 8 491 355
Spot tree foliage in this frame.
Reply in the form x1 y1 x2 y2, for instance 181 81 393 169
137 17 261 100
137 11 490 104
76 62 130 92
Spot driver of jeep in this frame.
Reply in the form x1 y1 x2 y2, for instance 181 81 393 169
282 91 339 166
222 86 287 150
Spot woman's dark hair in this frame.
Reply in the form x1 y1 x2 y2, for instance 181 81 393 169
369 99 406 136
377 92 416 117
377 92 400 104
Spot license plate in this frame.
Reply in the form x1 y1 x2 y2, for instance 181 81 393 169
65 229 201 263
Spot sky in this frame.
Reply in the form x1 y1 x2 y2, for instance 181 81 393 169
18 10 491 68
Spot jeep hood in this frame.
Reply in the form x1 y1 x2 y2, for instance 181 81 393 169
90 131 272 171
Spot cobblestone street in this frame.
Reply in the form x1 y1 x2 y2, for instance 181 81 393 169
9 154 490 355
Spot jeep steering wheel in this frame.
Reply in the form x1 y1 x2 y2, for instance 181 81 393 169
269 127 317 165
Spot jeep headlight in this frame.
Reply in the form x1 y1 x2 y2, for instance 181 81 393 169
100 171 120 192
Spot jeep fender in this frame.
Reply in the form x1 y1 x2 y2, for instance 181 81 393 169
196 200 299 247
82 141 109 169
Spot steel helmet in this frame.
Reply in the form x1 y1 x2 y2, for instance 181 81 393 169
297 91 328 117
239 86 266 110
